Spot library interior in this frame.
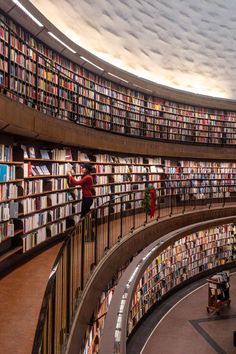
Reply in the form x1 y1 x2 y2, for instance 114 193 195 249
1 1 236 353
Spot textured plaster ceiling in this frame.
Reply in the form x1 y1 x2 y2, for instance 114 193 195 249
29 0 236 99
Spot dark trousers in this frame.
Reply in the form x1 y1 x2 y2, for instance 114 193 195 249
81 197 93 218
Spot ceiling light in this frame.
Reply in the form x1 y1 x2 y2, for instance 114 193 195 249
48 32 76 54
107 72 128 83
12 0 44 27
80 56 104 71
133 83 152 92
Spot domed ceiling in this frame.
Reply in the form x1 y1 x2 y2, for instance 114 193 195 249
30 0 236 99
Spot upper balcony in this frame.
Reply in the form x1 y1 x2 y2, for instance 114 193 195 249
1 2 236 150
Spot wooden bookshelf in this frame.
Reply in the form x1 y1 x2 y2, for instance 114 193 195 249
81 286 114 354
1 12 236 146
127 223 236 335
80 263 129 354
1 134 236 260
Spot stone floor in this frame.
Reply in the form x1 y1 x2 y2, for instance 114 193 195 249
127 272 236 354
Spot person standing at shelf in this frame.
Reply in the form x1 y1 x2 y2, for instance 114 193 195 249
68 163 95 218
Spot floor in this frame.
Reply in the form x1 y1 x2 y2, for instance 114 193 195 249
0 243 62 354
127 272 236 354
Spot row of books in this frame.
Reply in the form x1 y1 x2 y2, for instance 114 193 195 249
22 211 48 233
22 196 48 214
21 204 72 234
0 221 14 240
7 43 236 130
0 201 18 222
0 183 19 202
22 219 67 252
80 261 128 354
6 59 236 131
24 162 50 177
4 14 236 133
22 227 47 252
0 145 12 162
0 164 17 182
128 224 236 334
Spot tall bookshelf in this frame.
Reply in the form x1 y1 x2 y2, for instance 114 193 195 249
127 223 236 335
1 12 236 145
80 262 130 354
0 133 25 265
1 133 236 262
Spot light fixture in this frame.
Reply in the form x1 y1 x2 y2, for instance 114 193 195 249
133 83 152 92
107 72 128 83
80 56 104 71
12 0 44 27
48 32 76 54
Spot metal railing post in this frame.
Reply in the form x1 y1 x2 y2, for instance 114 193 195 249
169 187 173 216
132 192 135 231
80 218 85 290
182 188 185 214
209 186 213 209
66 241 71 334
94 208 98 265
157 193 161 220
107 197 111 249
120 195 123 238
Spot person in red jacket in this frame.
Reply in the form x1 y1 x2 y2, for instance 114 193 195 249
68 163 94 218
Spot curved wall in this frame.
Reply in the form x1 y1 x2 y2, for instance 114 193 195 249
2 93 236 161
99 218 236 354
2 7 236 149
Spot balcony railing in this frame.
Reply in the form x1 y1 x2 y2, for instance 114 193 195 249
31 189 236 354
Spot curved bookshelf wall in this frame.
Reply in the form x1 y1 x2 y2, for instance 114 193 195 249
2 131 236 264
1 10 236 148
97 219 236 354
127 223 236 338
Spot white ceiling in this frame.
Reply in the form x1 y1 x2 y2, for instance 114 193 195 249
29 0 236 99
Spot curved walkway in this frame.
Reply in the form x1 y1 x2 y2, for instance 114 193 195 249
127 273 236 354
0 243 62 354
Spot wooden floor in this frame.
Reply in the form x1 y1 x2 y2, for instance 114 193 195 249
0 243 62 354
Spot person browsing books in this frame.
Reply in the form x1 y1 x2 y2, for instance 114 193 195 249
68 163 94 218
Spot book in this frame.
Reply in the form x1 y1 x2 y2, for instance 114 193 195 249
0 164 8 182
31 165 38 176
65 147 72 161
21 145 28 158
28 146 36 158
28 161 33 177
9 201 19 218
35 165 44 175
0 145 5 161
40 149 50 159
66 163 74 174
40 165 51 175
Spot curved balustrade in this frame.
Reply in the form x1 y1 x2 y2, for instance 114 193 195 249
99 220 236 354
32 188 236 354
1 11 236 146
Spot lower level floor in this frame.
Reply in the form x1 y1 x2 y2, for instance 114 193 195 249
127 271 236 354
